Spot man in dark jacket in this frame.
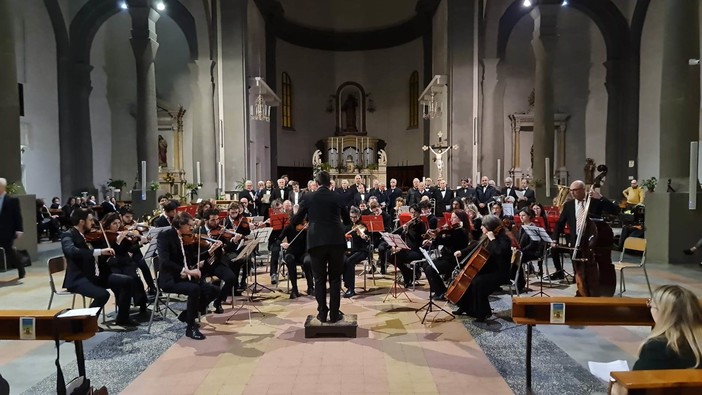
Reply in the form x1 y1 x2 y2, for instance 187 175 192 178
0 178 24 278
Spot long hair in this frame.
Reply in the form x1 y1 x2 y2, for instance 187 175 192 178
643 285 702 367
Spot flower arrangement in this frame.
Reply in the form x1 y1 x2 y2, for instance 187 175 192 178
149 181 160 191
107 178 127 190
6 182 25 195
642 177 657 192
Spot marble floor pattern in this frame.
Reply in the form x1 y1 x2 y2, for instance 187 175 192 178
1 241 701 394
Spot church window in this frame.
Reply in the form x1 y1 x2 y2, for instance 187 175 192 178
282 72 294 130
408 71 419 129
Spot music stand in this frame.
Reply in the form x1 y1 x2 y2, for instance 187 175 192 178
522 225 553 297
361 215 385 289
244 229 273 295
269 213 289 232
227 239 266 325
380 232 412 302
416 248 454 324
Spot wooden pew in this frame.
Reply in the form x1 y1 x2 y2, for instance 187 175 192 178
0 309 99 377
512 297 654 393
610 370 702 395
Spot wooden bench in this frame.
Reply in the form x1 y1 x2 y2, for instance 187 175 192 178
610 369 702 395
512 297 654 393
0 309 99 377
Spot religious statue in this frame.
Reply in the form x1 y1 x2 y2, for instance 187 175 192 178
312 149 323 167
345 155 355 173
341 94 358 133
377 149 387 166
158 135 168 167
584 158 596 185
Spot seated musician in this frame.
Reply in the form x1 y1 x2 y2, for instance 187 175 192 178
418 200 438 229
222 202 251 289
388 204 425 288
530 203 550 232
549 180 618 281
61 208 138 327
450 198 465 211
466 204 483 241
610 285 702 395
154 200 178 227
452 215 512 321
422 210 472 301
36 198 61 242
95 213 148 317
491 201 511 221
119 208 157 296
342 207 371 298
156 212 219 340
279 217 313 299
196 200 213 220
358 201 371 216
197 209 238 313
60 197 80 229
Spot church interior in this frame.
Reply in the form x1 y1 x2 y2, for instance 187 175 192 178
2 0 702 394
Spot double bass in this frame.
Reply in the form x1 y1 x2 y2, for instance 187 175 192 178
570 165 617 297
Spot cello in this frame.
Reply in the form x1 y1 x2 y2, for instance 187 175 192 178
444 225 504 304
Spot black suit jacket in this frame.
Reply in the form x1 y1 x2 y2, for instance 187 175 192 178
292 186 350 250
500 186 519 201
553 198 619 245
353 192 369 208
386 188 402 206
455 187 477 203
518 188 536 208
0 195 23 243
100 201 117 216
337 188 355 208
633 338 702 370
154 215 171 228
156 228 192 284
272 188 289 202
62 228 101 289
476 186 499 204
288 191 304 206
434 188 454 215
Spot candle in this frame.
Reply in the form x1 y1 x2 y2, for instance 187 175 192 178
545 158 551 198
196 161 201 185
141 161 146 200
497 159 501 186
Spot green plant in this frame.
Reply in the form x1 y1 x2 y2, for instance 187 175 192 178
6 182 25 195
532 178 544 187
185 183 202 191
149 181 159 191
642 177 657 191
234 177 247 190
367 163 379 171
318 162 332 172
107 178 127 190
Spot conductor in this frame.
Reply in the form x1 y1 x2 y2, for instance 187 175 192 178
291 171 350 323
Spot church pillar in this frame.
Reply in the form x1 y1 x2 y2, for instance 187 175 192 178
481 58 502 183
189 60 217 193
69 63 96 194
0 0 22 182
530 5 558 202
646 0 701 264
129 1 160 187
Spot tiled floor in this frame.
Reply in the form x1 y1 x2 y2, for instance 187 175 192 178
2 241 702 394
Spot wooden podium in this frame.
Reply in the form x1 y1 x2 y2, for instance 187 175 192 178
0 309 99 377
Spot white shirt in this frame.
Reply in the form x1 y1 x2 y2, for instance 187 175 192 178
575 199 586 234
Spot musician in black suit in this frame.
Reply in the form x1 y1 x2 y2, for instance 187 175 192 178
272 178 289 203
549 180 619 279
100 196 117 217
156 212 219 340
279 220 313 299
500 177 519 202
434 180 454 216
241 180 258 216
61 208 138 326
291 171 350 323
288 181 304 206
0 178 24 278
455 178 477 205
196 209 236 314
154 200 178 227
353 184 369 208
386 179 403 217
408 182 431 206
342 207 370 298
517 179 536 209
422 210 472 300
475 176 498 214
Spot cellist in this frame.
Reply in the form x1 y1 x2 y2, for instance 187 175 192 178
451 215 512 321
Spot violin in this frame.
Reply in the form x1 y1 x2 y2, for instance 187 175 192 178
85 229 135 244
345 223 367 239
424 222 461 240
208 227 239 241
295 219 309 232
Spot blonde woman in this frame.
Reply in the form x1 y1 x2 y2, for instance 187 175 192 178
611 285 702 394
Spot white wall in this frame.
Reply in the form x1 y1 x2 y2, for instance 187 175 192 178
13 0 61 201
584 21 607 168
637 0 664 180
247 0 269 182
275 38 424 169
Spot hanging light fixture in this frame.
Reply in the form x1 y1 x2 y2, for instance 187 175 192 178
422 92 442 120
250 78 274 122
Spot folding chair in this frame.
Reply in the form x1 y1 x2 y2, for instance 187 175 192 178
614 237 652 297
147 257 188 333
47 256 85 309
509 250 524 297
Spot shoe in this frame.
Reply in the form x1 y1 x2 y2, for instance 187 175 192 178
290 289 300 299
177 311 187 323
306 288 315 296
213 302 224 314
316 311 328 323
17 265 26 279
329 311 344 323
271 274 278 285
684 248 694 255
115 318 140 327
452 308 467 316
343 290 356 298
544 271 564 281
186 325 206 340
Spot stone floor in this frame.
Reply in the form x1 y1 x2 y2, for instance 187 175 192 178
1 240 701 394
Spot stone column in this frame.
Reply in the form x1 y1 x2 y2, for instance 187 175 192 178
481 58 502 182
69 62 96 194
0 0 21 182
129 1 160 186
530 6 558 202
189 60 217 192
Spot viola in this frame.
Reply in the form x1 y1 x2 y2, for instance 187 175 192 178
180 233 212 249
85 229 122 244
208 227 237 241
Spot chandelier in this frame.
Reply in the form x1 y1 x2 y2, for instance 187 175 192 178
250 93 271 122
422 92 442 120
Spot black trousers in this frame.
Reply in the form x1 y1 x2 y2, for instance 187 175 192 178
225 253 246 288
376 241 390 270
309 245 345 315
68 275 134 322
284 252 313 292
0 240 22 276
205 262 237 304
456 272 501 319
269 240 281 276
159 277 219 325
133 257 156 290
389 250 421 285
343 251 368 291
110 264 147 308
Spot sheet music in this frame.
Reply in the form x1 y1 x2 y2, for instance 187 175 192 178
419 248 437 273
503 203 515 217
522 225 553 244
380 232 410 250
515 190 526 199
588 360 630 382
58 307 101 318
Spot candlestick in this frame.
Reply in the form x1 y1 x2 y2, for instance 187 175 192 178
545 158 551 198
196 161 201 185
141 161 146 200
497 159 501 186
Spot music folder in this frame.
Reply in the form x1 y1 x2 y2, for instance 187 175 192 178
269 213 289 231
362 215 385 233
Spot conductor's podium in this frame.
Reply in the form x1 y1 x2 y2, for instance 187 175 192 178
304 314 358 338
0 309 100 378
